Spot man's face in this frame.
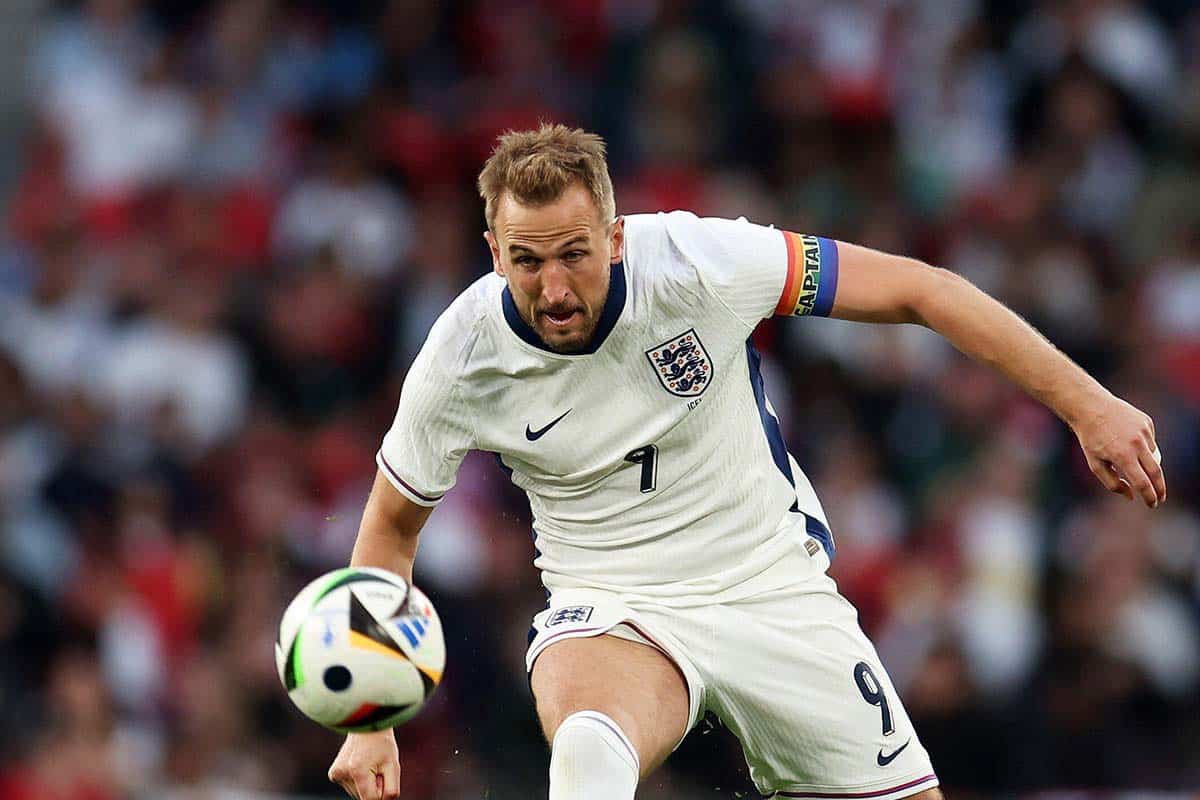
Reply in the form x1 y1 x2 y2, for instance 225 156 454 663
486 183 623 353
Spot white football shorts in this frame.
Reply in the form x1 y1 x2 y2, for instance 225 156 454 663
525 532 938 799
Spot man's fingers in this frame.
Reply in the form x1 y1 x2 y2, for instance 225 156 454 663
352 771 375 800
328 764 392 799
1138 446 1167 505
380 759 402 800
328 766 353 798
1087 454 1130 498
1117 454 1158 507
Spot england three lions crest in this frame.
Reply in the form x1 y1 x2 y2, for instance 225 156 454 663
646 329 713 397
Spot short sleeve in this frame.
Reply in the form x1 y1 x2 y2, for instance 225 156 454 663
659 212 839 327
377 331 475 507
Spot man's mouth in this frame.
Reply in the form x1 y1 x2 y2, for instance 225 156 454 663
541 308 581 328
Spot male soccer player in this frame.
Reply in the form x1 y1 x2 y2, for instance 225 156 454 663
327 125 1166 800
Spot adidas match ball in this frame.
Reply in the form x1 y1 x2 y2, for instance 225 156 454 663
275 567 445 732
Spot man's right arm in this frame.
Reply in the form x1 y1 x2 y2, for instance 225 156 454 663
349 470 435 583
328 471 435 800
329 298 474 799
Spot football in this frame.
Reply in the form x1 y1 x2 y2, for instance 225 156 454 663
275 567 445 733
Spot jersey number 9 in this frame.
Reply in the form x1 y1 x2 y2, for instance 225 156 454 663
624 445 659 493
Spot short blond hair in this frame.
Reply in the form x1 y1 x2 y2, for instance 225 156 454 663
477 124 616 231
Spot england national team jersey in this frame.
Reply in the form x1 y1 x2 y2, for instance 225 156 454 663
378 211 841 601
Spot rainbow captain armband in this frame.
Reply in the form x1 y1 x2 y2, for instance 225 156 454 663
774 232 839 317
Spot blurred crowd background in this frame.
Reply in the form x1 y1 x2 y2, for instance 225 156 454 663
1 0 1199 798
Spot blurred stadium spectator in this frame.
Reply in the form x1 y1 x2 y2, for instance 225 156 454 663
0 1 1198 798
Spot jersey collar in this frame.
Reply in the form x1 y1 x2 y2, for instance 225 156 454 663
501 261 627 356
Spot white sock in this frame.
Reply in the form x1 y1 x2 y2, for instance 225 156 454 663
548 710 640 800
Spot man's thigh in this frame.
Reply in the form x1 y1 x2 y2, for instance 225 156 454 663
530 633 689 777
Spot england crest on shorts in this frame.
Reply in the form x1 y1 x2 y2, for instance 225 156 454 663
645 329 712 398
547 605 594 627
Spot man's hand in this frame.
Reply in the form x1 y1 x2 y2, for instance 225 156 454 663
1072 393 1166 508
328 729 401 799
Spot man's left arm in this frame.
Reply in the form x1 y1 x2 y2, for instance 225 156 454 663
829 241 1166 508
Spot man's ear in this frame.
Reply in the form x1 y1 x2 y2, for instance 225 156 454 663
609 216 625 264
484 230 504 276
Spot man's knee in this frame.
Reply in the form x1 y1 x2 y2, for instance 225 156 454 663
536 692 642 750
553 711 640 775
530 633 689 773
530 642 646 747
549 710 639 799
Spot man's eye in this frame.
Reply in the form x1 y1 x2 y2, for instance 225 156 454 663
517 256 538 267
563 251 585 262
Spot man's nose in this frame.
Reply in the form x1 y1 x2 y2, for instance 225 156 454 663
539 261 572 304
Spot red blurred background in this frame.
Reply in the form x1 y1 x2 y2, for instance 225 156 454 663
0 1 1198 798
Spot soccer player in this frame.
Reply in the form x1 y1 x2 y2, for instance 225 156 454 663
327 125 1166 800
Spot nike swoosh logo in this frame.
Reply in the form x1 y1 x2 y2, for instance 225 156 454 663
876 739 911 767
525 409 572 441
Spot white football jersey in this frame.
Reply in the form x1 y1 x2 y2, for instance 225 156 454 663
378 211 841 600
